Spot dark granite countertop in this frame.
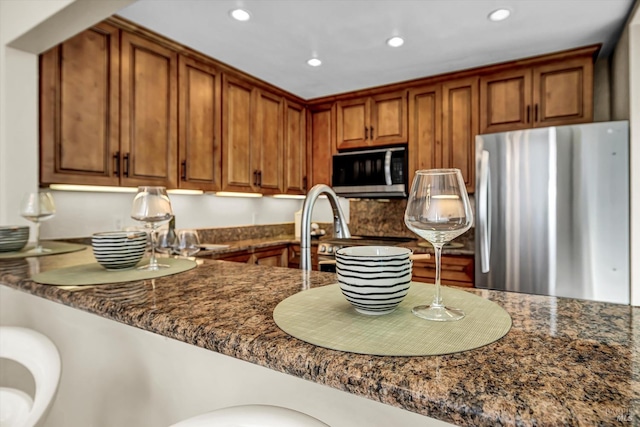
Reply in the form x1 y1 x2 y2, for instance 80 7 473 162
1 248 637 426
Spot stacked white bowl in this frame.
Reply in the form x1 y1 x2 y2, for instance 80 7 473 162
0 226 29 252
91 231 147 270
335 246 413 315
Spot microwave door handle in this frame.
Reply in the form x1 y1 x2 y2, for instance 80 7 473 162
479 149 492 273
384 150 392 186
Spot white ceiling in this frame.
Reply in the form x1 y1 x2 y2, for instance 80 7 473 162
117 0 635 100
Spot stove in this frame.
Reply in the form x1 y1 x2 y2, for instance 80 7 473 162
317 235 416 272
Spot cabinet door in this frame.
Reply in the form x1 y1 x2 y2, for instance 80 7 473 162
309 104 335 187
479 68 532 134
412 255 474 287
221 74 255 192
254 89 284 194
254 245 288 267
369 90 407 146
120 32 178 188
408 85 441 183
178 55 221 191
335 97 369 150
533 57 593 127
283 100 307 194
441 77 478 194
40 23 120 186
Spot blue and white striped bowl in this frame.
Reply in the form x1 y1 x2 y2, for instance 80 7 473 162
92 231 147 270
335 246 412 316
0 226 30 252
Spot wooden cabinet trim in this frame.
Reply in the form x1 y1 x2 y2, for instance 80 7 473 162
307 44 599 105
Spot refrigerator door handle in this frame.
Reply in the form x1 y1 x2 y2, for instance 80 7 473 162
479 150 491 273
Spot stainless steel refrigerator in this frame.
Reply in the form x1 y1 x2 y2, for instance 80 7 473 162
474 121 629 304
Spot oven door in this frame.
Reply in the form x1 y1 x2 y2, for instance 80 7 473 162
318 258 337 273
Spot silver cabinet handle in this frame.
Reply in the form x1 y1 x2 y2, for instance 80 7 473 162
384 150 392 186
478 149 491 273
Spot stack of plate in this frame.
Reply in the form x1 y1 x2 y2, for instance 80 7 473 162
0 226 29 252
92 231 147 270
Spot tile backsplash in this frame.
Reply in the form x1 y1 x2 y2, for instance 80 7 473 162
348 198 475 245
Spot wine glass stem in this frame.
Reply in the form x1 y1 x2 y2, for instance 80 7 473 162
149 227 158 269
34 221 42 252
432 244 444 308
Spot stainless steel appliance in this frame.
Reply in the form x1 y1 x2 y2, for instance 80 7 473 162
475 121 629 304
332 146 408 198
317 236 415 272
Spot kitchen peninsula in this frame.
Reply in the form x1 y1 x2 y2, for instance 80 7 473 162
0 248 637 426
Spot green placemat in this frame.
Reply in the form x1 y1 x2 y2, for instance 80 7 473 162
32 257 197 286
0 242 86 259
273 282 512 356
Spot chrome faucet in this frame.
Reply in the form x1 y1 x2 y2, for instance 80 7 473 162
300 184 350 271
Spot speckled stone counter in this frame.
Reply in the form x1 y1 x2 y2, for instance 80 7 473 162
1 249 638 426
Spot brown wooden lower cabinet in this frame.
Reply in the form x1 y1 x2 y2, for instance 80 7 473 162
212 245 288 267
287 243 318 270
253 245 288 267
411 255 474 288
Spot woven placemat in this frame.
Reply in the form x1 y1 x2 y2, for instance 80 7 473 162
273 282 512 356
0 242 86 259
32 257 197 286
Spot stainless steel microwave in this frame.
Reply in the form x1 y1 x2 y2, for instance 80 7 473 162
332 146 408 198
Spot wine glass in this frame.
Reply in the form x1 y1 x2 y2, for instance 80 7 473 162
130 187 173 270
404 169 473 321
20 191 56 253
174 230 200 258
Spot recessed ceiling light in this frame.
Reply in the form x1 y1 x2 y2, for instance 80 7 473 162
488 8 511 21
230 8 251 21
307 58 322 67
386 36 404 48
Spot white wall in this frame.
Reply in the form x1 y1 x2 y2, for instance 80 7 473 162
45 190 348 239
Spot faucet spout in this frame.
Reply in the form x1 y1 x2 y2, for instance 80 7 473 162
300 184 350 271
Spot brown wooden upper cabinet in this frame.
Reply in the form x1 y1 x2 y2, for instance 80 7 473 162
335 91 407 150
308 103 335 187
479 56 594 134
119 31 178 188
40 23 121 186
408 77 478 193
283 100 308 194
40 24 179 188
221 74 286 194
178 55 222 192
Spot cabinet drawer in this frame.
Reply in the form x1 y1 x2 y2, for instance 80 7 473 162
412 255 474 287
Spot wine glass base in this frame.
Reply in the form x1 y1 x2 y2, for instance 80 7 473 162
137 263 171 271
26 246 51 254
412 305 465 322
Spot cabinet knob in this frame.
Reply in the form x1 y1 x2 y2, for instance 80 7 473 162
526 105 531 123
253 170 259 186
181 160 187 181
534 104 539 122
